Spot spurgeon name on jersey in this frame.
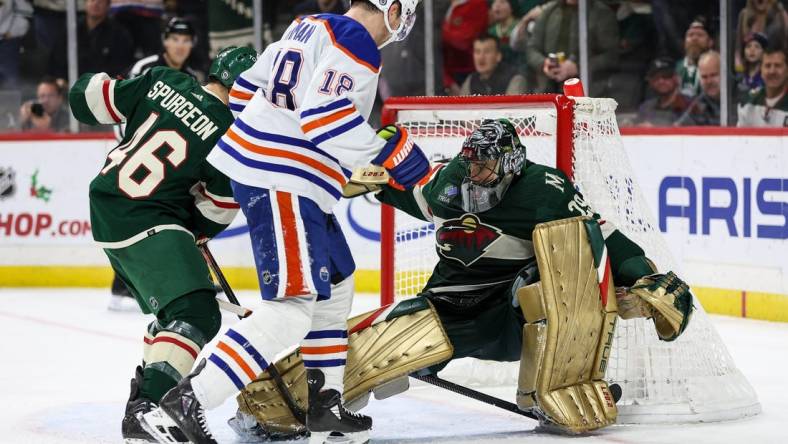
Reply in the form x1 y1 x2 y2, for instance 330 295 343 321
376 157 653 297
207 14 387 213
146 80 221 141
69 66 238 248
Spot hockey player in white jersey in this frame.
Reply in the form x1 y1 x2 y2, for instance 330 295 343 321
141 1 426 443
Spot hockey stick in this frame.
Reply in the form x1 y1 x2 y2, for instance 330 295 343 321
216 298 252 318
411 374 538 420
413 374 623 421
198 242 246 319
198 243 308 425
341 165 389 197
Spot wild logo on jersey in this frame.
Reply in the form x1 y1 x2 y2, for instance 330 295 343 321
435 214 502 266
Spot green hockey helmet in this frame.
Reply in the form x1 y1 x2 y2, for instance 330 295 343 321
458 118 526 213
208 46 257 89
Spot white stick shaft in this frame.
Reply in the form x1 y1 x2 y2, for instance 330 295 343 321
216 298 253 318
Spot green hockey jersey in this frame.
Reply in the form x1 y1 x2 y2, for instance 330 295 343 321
69 67 238 248
377 157 654 295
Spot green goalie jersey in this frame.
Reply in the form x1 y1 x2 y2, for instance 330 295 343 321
377 157 655 295
69 67 238 248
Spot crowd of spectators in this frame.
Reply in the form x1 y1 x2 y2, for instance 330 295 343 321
1 0 787 133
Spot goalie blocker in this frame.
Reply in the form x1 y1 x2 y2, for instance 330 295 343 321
233 217 694 436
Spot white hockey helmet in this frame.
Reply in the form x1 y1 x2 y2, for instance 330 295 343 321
373 0 419 48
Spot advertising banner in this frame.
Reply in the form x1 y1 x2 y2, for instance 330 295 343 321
1 132 785 303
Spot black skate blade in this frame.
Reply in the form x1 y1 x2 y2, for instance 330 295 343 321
309 430 370 444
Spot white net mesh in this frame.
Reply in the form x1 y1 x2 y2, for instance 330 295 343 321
388 96 761 423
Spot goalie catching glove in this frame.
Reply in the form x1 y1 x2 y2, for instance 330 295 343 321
617 271 694 341
372 125 430 189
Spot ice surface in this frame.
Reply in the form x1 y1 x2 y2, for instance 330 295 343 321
1 288 786 443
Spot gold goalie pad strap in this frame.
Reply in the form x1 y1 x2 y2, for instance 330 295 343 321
237 298 453 433
516 216 618 434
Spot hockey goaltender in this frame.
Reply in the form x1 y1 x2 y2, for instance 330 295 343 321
228 118 695 438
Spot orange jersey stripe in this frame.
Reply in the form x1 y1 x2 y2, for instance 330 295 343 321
225 128 347 186
230 89 254 100
301 107 355 133
217 341 257 380
300 345 349 354
276 191 307 297
307 17 380 73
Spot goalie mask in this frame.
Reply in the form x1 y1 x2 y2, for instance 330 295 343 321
372 0 419 48
459 119 526 213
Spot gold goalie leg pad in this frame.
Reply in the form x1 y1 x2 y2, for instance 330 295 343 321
237 297 453 434
516 216 618 434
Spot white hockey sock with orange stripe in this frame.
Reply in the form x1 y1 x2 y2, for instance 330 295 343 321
302 276 354 393
192 295 316 410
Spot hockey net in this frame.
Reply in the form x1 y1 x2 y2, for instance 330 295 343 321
379 95 761 424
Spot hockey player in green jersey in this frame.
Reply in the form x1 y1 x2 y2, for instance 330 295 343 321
376 118 693 363
68 46 257 443
224 118 695 436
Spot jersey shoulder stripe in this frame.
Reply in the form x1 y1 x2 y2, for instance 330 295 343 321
308 14 380 73
229 88 254 101
301 97 353 119
234 75 259 92
311 115 364 145
301 102 356 132
79 73 125 124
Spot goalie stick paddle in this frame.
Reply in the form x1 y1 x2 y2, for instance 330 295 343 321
198 243 307 425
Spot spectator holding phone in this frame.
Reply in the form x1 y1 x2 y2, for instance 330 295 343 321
19 77 69 132
525 0 618 96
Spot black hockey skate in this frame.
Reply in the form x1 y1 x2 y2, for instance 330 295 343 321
141 359 216 444
122 366 158 443
306 369 371 444
123 366 188 443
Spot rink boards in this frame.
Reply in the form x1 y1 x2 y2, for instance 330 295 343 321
0 128 786 321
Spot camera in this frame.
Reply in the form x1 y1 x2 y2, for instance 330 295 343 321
31 103 45 117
